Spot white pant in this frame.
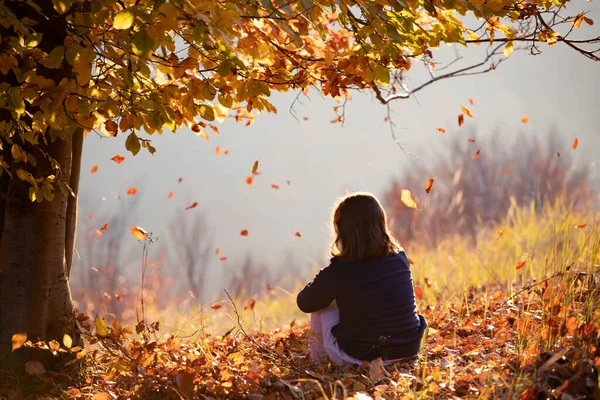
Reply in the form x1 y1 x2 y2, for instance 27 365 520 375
309 301 363 365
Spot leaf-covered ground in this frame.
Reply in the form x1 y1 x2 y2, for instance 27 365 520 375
2 270 599 399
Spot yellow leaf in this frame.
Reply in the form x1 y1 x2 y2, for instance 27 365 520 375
114 10 135 30
95 318 110 337
12 332 27 351
572 14 584 28
130 226 149 240
503 42 514 58
63 334 73 349
400 190 418 209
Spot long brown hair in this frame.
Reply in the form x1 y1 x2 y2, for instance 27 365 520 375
330 192 401 262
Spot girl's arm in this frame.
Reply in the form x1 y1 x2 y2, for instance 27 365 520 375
296 265 338 313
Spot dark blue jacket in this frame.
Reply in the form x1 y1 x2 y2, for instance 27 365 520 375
297 252 427 361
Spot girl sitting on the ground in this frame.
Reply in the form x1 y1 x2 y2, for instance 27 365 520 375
297 192 427 365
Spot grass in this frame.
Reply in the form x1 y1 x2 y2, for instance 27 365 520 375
2 199 599 399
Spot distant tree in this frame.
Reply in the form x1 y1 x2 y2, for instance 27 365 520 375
1 0 598 368
384 132 597 247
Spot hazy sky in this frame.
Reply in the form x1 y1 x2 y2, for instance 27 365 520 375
74 5 599 287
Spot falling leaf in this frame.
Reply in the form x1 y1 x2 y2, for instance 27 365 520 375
572 138 579 149
12 332 27 351
575 222 587 228
103 292 111 301
458 114 464 127
266 283 273 291
240 229 249 236
130 226 149 240
461 106 473 118
295 232 302 237
469 98 474 105
95 230 102 237
557 152 561 158
100 222 108 231
496 229 504 240
425 178 434 194
219 256 227 261
516 260 526 270
215 248 220 255
167 191 174 198
224 150 229 155
271 184 280 189
90 165 98 174
126 187 137 195
95 318 110 337
437 127 446 134
400 189 418 209
287 180 291 185
473 149 481 159
185 202 198 210
111 155 125 164
215 146 222 155
468 138 476 143
88 214 92 220
251 160 259 175
25 361 46 376
521 117 529 124
414 285 424 300
115 294 123 301
63 334 73 349
178 177 183 183
246 176 253 185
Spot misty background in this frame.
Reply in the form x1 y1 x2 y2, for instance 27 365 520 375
72 7 600 304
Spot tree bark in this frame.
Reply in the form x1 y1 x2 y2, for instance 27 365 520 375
0 137 80 365
66 129 83 278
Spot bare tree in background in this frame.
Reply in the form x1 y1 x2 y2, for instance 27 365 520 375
167 211 212 303
384 131 597 247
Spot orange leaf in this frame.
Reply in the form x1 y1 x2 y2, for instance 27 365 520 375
215 248 220 255
126 187 137 195
88 213 92 220
572 138 579 149
583 16 594 25
246 176 253 185
111 155 125 164
12 332 27 351
469 98 474 105
575 222 587 228
516 260 526 270
90 165 98 174
287 180 291 185
215 146 222 155
211 304 223 309
185 202 198 210
295 232 302 237
425 178 434 194
460 106 473 118
224 150 230 155
130 226 149 240
209 125 220 135
303 116 309 121
167 191 174 198
100 222 108 231
251 160 259 175
496 229 504 240
437 127 446 134
557 152 561 158
240 229 248 236
271 184 280 189
468 138 476 143
400 189 418 209
521 117 529 124
414 286 424 300
458 114 464 127
95 230 102 237
219 256 227 261
178 177 183 183
473 149 481 159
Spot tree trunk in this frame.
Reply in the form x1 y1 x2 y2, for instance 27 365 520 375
66 129 83 278
0 136 80 368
